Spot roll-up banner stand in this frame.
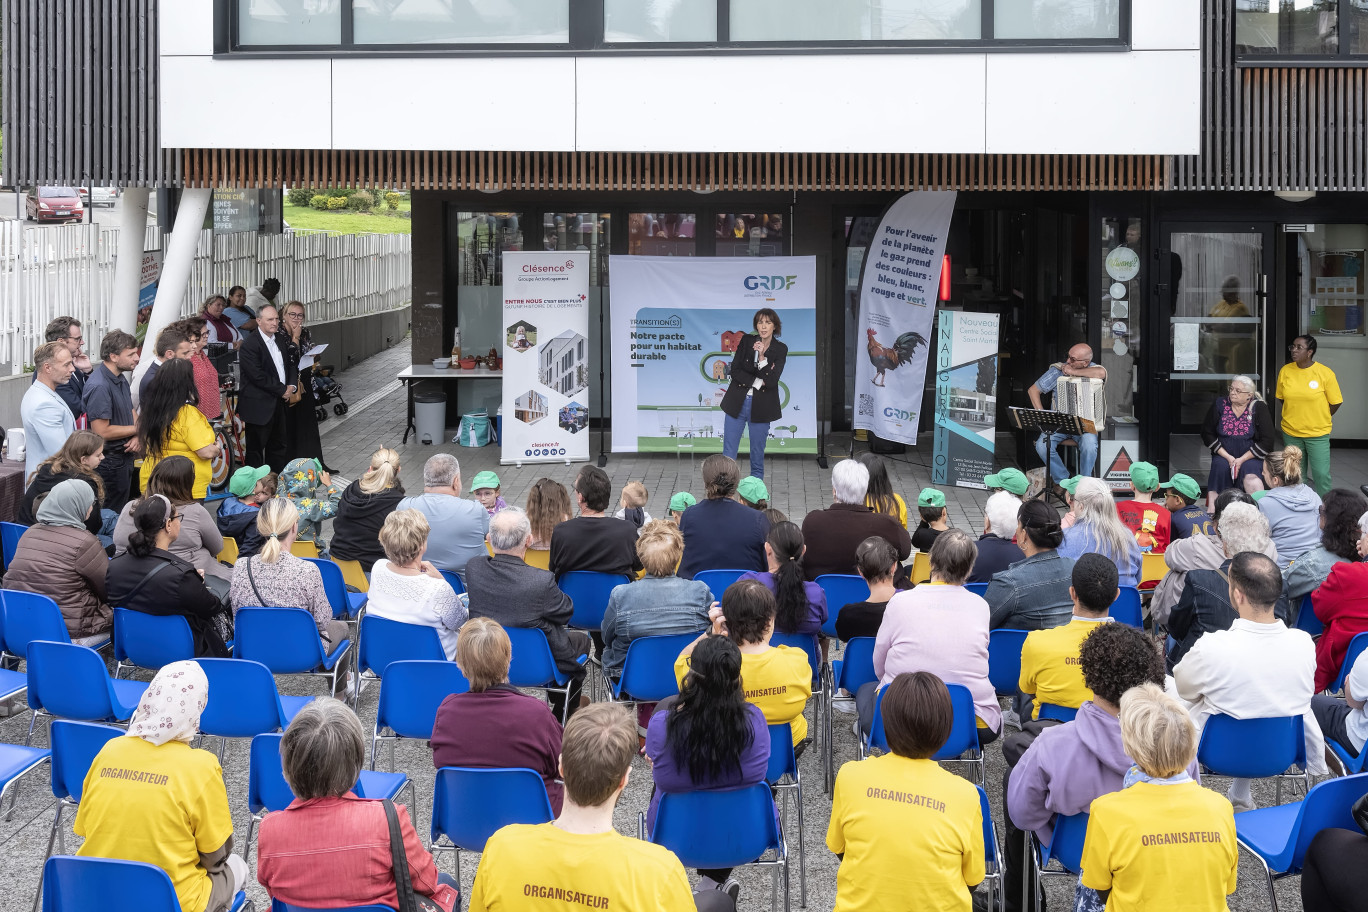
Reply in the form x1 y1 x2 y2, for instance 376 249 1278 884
932 310 1001 489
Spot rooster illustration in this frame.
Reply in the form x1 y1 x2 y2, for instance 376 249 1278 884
866 328 927 387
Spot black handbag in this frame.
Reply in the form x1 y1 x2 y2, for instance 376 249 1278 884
381 799 443 912
1353 792 1368 836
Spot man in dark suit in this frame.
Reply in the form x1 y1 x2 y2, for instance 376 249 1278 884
237 302 297 473
466 507 591 721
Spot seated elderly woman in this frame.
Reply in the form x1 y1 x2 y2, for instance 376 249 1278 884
257 699 459 911
431 618 565 812
76 661 248 912
1150 490 1271 629
4 478 110 644
968 490 1026 583
800 458 911 582
601 520 714 676
365 508 467 661
1058 476 1143 588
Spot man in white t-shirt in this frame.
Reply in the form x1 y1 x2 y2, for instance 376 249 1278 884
1313 651 1368 774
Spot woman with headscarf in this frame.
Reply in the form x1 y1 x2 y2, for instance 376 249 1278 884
3 478 110 644
74 661 248 912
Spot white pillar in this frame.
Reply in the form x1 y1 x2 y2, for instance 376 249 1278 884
131 188 211 396
109 187 150 335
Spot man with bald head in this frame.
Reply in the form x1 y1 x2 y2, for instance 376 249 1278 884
1028 343 1107 486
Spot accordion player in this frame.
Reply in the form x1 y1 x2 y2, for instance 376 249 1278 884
1026 352 1108 483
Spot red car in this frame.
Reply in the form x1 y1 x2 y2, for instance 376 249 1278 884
25 186 83 223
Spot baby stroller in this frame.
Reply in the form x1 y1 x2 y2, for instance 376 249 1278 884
312 365 349 421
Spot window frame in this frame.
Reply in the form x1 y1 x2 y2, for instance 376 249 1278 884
1234 0 1368 65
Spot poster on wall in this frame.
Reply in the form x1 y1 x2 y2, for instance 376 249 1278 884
853 191 958 445
932 310 1000 489
500 251 591 465
609 256 817 454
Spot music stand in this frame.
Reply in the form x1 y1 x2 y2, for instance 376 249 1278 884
1009 407 1096 506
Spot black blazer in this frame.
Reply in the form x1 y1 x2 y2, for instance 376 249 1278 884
720 334 788 424
237 329 298 426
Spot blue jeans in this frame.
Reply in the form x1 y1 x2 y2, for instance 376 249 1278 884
722 396 770 479
1034 432 1098 483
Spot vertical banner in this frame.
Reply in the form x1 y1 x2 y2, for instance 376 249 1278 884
853 191 958 445
932 311 1001 489
501 251 590 465
609 256 817 454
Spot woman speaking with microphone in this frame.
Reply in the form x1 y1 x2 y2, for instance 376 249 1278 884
721 307 787 480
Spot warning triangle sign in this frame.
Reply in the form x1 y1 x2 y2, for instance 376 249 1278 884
1104 445 1135 491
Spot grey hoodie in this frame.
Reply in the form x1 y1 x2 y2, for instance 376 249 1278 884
1259 484 1323 571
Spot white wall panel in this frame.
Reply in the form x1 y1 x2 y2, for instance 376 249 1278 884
160 57 333 149
160 0 215 57
1131 0 1201 51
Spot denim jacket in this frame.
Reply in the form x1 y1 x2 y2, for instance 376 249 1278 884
600 575 714 673
985 550 1076 631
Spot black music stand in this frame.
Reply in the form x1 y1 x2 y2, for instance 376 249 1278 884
1009 407 1096 506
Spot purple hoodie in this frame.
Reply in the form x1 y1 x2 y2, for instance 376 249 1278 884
1007 701 1201 841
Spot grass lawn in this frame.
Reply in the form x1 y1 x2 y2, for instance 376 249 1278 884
283 203 411 235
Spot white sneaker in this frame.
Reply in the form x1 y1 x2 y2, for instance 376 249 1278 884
832 696 857 715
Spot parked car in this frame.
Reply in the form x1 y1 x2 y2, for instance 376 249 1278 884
91 187 118 207
25 187 83 223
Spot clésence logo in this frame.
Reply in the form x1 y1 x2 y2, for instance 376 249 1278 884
743 275 798 292
883 406 916 421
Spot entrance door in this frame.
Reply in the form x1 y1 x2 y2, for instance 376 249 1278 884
1155 223 1274 477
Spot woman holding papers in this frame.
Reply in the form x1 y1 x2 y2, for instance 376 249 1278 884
283 300 330 469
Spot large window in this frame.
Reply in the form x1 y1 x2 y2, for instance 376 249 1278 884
730 0 983 42
1236 0 1368 60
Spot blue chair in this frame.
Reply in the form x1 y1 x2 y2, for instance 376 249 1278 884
978 785 1004 912
272 904 391 912
197 658 314 755
648 784 788 912
694 569 747 597
1197 714 1308 803
0 737 49 833
235 606 350 696
767 724 807 907
864 682 984 785
505 626 588 724
2 589 107 655
1 521 26 567
966 582 989 598
305 557 368 620
245 733 411 864
112 608 197 678
32 721 122 910
354 614 446 708
1037 703 1079 723
430 767 555 884
815 574 870 639
1294 593 1323 637
771 631 821 751
1030 811 1089 909
558 570 631 634
825 636 877 794
1332 631 1368 695
24 641 146 746
987 629 1029 696
1109 586 1143 629
371 660 470 771
438 569 465 596
603 632 697 704
0 600 27 708
40 855 250 912
1236 772 1368 909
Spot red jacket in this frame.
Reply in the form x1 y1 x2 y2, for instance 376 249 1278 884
1312 562 1368 692
257 793 456 911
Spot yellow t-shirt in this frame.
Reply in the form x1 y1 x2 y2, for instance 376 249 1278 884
826 754 984 912
1079 781 1237 911
139 405 217 499
1276 361 1343 438
1019 617 1112 720
468 822 695 912
675 644 812 743
866 492 909 529
74 736 234 912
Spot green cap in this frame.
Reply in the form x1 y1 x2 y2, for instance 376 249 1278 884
737 476 769 505
983 468 1028 496
917 487 946 509
469 470 501 492
1160 473 1202 501
1059 475 1084 495
669 491 697 513
229 465 271 498
1128 461 1160 493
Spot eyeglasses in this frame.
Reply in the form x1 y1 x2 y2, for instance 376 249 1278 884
1289 344 1310 352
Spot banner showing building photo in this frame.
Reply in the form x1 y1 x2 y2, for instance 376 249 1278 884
932 310 1001 489
853 190 958 445
501 251 590 465
609 256 817 454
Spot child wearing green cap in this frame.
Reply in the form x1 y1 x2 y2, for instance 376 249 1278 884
216 465 277 557
912 487 950 552
737 476 770 510
1160 473 1213 540
1116 461 1171 553
666 491 696 523
470 470 507 517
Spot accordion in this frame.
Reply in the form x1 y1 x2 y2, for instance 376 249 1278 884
1055 377 1106 429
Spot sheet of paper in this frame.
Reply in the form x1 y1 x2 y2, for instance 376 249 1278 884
305 344 328 356
1173 323 1199 371
299 343 327 371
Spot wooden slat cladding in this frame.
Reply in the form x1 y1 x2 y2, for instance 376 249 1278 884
1175 0 1368 191
174 150 1170 192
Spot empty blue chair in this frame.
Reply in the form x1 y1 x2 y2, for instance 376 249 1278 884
1030 811 1089 909
112 608 197 678
1197 714 1308 803
1294 593 1323 637
197 658 314 750
371 660 470 771
40 855 250 912
430 767 555 884
505 626 587 724
1236 772 1368 909
694 569 747 597
825 636 877 794
0 738 49 832
1037 703 1079 723
978 786 1003 912
865 682 984 785
354 614 446 711
305 557 368 620
648 784 788 912
988 629 1029 696
1332 631 1368 695
25 641 146 746
438 569 465 596
2 589 107 656
0 601 27 707
815 574 870 639
34 721 122 906
1109 586 1143 629
965 582 989 598
1 521 26 567
235 606 350 696
558 570 631 633
604 632 697 704
767 724 807 908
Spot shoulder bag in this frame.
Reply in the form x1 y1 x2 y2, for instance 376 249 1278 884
381 799 453 912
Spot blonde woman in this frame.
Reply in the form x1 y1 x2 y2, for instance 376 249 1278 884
330 448 404 572
366 509 467 660
525 477 571 551
230 498 353 695
1059 476 1142 587
1259 445 1323 570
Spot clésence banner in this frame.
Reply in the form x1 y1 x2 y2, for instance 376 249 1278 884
609 256 817 454
932 310 1001 489
853 190 958 445
501 251 591 465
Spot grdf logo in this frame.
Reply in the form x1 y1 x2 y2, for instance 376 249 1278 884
883 407 916 421
743 275 798 292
